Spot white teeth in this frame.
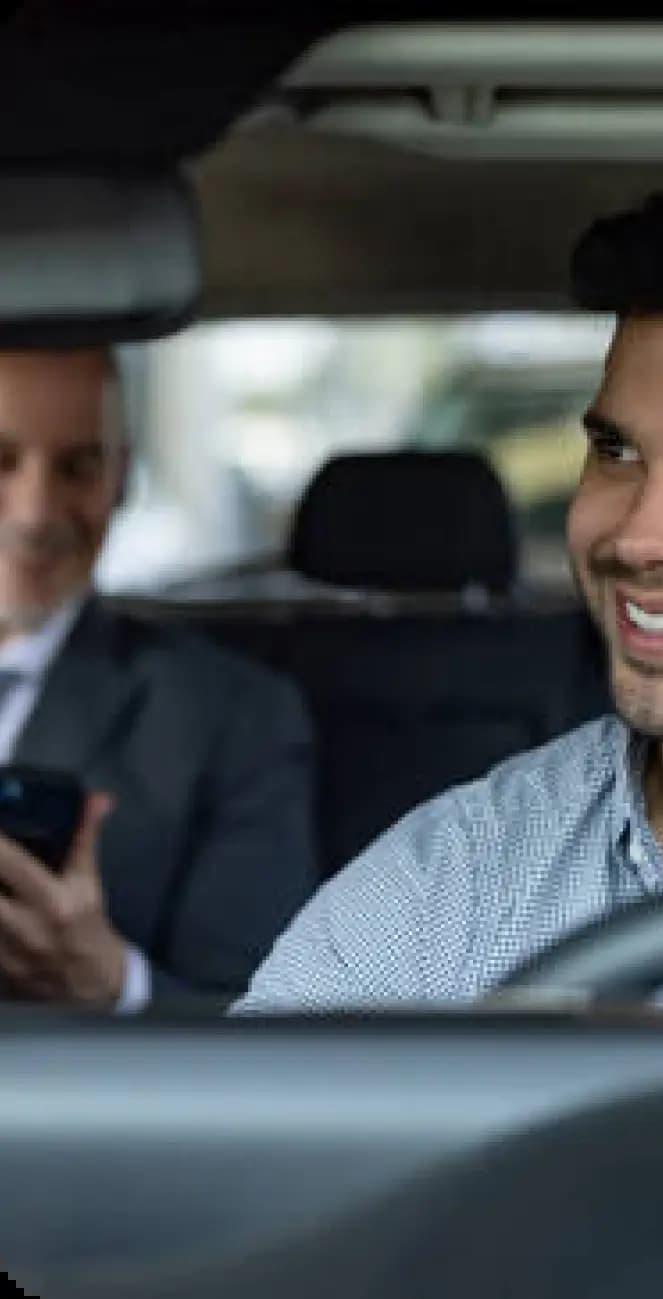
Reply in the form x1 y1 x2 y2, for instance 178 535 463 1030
625 600 663 633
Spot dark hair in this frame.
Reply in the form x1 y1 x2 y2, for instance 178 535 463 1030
571 192 663 314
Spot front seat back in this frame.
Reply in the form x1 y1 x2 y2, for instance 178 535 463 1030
282 450 606 874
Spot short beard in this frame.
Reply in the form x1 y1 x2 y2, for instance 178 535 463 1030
611 657 663 739
0 603 57 637
0 577 88 640
566 554 663 738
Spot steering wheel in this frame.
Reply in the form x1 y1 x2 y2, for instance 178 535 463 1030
494 895 663 1004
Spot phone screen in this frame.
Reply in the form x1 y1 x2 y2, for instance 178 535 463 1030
0 767 85 872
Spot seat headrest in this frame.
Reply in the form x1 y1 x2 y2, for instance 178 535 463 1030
288 451 517 594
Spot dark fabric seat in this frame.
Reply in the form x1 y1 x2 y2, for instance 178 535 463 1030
283 606 608 875
112 598 608 877
113 450 611 877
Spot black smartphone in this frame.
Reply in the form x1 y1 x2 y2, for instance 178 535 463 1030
0 766 85 872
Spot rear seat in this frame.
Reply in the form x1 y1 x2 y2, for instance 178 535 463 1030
109 450 611 877
282 604 608 875
284 451 609 871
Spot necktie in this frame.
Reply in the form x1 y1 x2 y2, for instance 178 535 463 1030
0 670 23 709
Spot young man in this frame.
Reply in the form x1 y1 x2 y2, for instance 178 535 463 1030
0 348 316 1010
232 192 663 1012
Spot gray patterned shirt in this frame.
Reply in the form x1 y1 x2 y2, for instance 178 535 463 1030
232 715 663 1013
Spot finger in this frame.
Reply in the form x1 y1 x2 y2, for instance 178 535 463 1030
0 945 58 999
0 934 29 982
0 832 60 910
0 893 51 961
64 792 114 876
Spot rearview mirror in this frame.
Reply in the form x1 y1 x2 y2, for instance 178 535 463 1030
0 171 201 346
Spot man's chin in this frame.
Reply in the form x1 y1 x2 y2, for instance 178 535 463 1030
0 584 81 635
611 654 663 738
0 603 59 635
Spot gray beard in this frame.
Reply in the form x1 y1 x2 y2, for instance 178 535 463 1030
0 579 88 640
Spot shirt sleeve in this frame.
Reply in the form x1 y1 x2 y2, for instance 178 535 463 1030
114 943 152 1015
229 793 473 1015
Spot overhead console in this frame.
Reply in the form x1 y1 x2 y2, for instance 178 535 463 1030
276 22 663 162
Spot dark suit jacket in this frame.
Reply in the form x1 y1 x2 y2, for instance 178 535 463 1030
12 598 317 1003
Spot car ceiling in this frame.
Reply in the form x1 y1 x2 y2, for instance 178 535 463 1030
3 6 663 314
0 4 634 165
195 130 663 315
0 2 340 165
193 21 663 314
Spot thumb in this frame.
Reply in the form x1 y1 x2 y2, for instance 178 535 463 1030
66 791 115 873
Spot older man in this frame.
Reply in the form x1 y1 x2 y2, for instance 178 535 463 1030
0 348 315 1010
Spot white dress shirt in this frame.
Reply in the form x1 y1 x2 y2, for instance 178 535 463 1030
0 595 151 1014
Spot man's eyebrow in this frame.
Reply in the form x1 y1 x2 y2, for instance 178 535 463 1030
50 440 108 462
0 435 105 450
582 410 635 443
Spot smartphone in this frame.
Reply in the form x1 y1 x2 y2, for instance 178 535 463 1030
0 766 85 872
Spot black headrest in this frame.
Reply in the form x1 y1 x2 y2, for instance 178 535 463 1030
288 451 517 594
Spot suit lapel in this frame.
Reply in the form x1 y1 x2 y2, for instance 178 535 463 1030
14 598 145 776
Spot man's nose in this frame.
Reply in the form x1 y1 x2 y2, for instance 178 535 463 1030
6 462 61 530
614 463 663 571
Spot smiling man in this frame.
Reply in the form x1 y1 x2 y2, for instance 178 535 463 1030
572 323 663 744
232 192 663 1013
0 348 316 1011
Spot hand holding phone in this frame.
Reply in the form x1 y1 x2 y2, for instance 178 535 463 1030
0 765 85 873
0 776 125 1006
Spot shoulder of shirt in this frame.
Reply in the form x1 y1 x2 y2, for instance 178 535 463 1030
335 713 623 889
469 711 624 810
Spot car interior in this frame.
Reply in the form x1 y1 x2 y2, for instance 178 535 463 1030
5 7 663 1296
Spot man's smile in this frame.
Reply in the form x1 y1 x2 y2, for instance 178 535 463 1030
615 587 663 664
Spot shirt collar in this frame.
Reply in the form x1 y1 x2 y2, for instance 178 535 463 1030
0 594 86 681
610 718 650 853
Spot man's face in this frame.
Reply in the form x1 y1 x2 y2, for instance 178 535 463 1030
0 350 125 633
568 314 663 737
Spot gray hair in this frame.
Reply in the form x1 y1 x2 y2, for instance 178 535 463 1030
105 344 145 450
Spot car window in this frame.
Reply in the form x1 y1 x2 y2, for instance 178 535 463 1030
98 312 612 598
